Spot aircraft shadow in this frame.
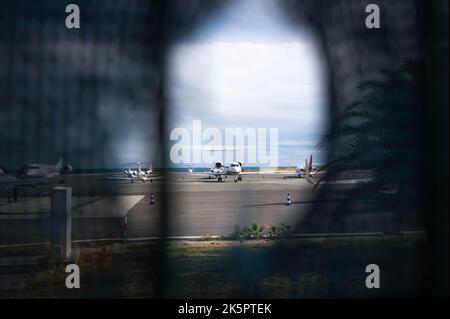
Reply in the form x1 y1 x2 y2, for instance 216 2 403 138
242 198 346 208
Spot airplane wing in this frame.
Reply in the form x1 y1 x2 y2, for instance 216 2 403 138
189 171 228 177
0 174 19 185
190 171 291 176
0 175 57 188
106 176 135 181
107 175 165 182
240 171 294 175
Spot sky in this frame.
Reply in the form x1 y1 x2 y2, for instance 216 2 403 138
0 1 156 169
168 0 328 167
0 0 328 170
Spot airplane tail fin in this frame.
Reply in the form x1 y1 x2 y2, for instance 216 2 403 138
308 154 313 171
55 155 64 169
305 157 315 185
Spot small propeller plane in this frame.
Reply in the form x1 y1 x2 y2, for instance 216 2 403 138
107 162 164 183
190 161 261 183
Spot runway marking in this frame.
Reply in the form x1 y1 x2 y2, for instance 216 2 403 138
73 195 145 218
72 193 112 211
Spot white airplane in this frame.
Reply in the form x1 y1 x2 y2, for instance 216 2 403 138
193 161 259 182
0 155 73 202
107 162 163 183
16 156 73 179
270 154 324 179
295 154 321 178
207 162 226 179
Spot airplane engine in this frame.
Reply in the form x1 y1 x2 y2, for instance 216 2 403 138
215 162 223 169
62 164 73 173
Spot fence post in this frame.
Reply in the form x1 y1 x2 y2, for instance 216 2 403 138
123 214 128 248
51 186 72 261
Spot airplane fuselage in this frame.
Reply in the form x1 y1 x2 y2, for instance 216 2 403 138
225 163 242 175
0 156 69 202
18 164 61 178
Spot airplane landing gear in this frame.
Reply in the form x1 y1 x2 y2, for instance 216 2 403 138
8 187 18 203
238 176 242 181
218 177 223 182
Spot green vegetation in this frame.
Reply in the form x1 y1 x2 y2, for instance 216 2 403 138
320 61 421 215
1 234 425 298
228 223 293 240
199 223 294 241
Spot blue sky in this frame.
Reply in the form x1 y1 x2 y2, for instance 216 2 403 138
0 0 328 169
168 0 328 167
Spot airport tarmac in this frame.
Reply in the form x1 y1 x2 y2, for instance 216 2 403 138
0 173 422 245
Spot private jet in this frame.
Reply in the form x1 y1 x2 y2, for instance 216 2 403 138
193 161 258 182
295 155 321 177
271 154 324 180
0 155 73 202
107 162 164 183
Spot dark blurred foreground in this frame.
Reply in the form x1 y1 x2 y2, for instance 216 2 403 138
1 234 425 298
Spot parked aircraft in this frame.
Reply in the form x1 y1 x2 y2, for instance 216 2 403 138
192 161 259 182
0 155 72 202
107 162 163 183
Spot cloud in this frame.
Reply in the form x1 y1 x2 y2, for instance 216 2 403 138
170 41 325 123
167 0 328 166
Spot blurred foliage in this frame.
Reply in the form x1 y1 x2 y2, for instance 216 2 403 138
319 61 422 214
229 223 293 240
